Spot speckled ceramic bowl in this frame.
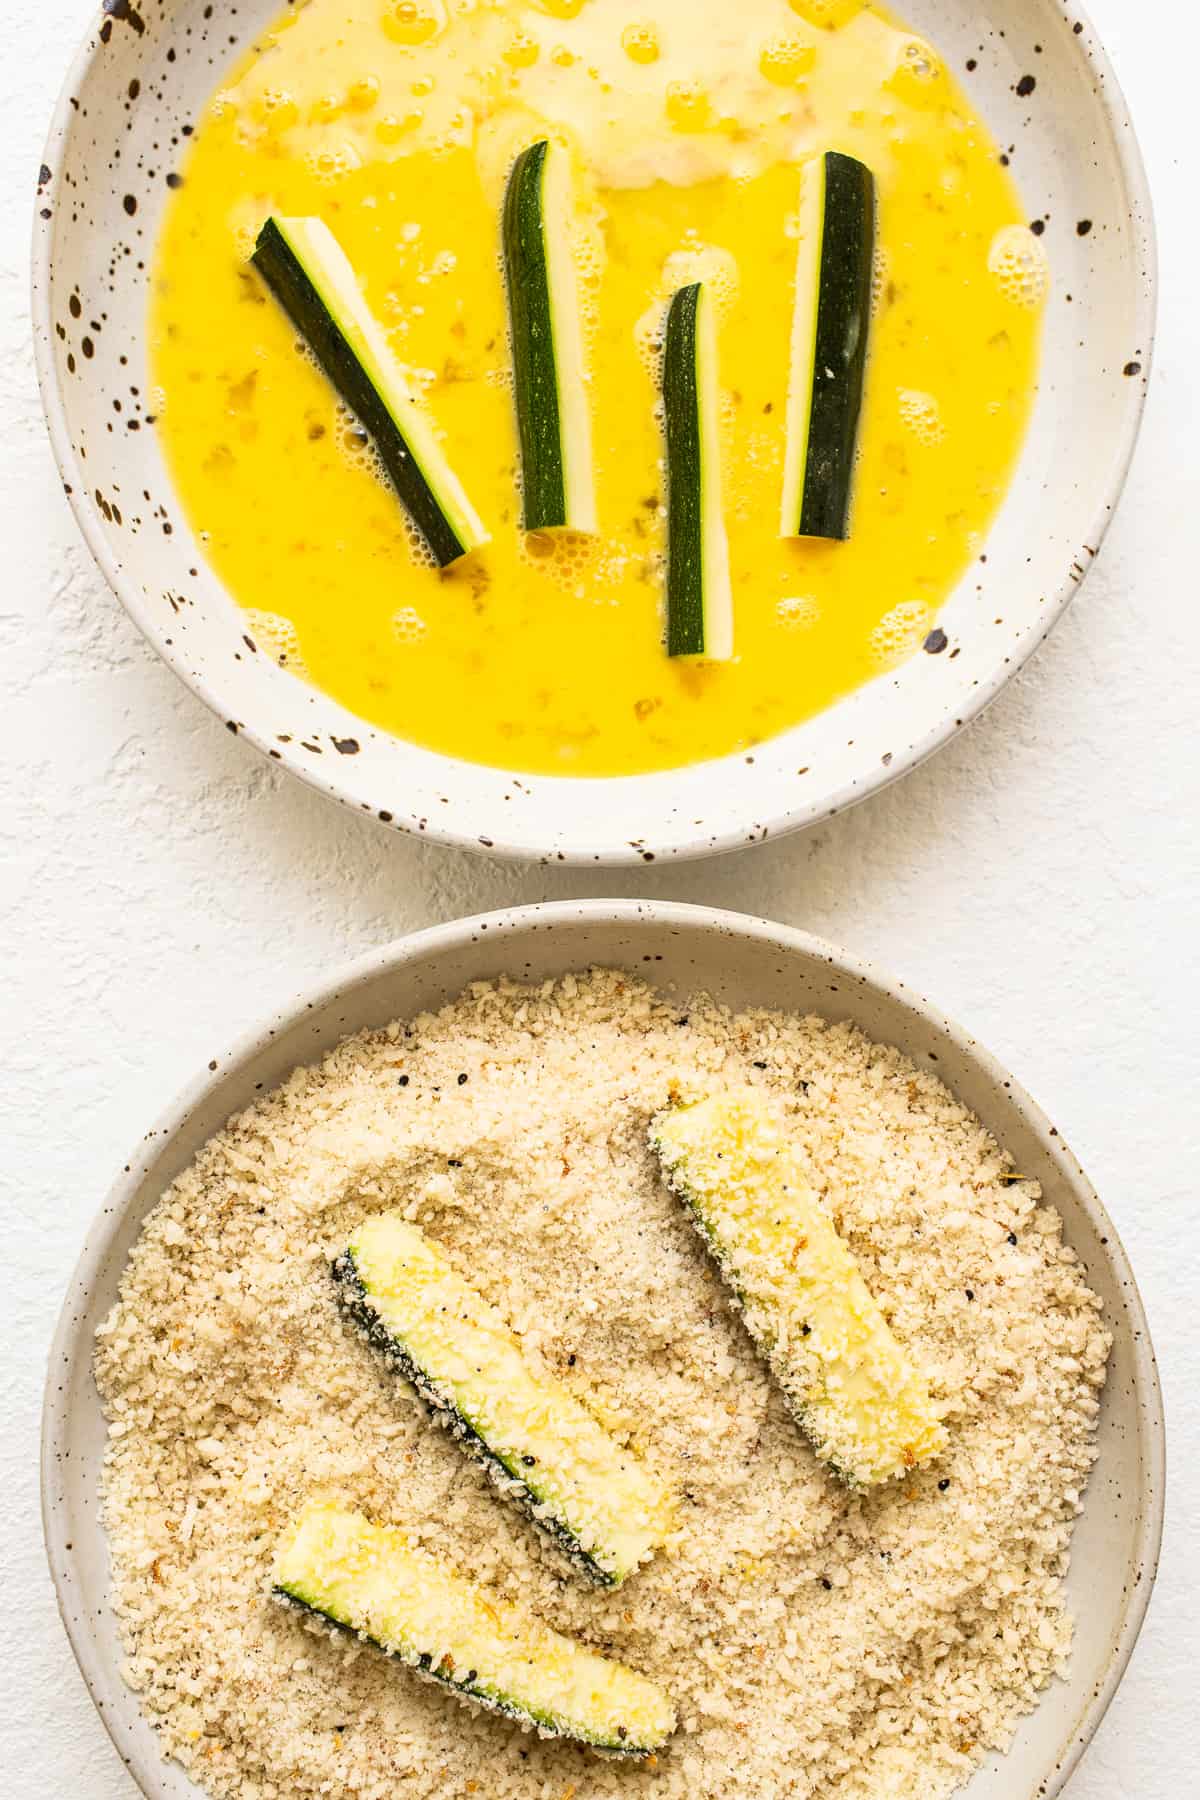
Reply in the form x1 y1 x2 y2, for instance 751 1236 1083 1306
43 900 1163 1800
33 2 1155 864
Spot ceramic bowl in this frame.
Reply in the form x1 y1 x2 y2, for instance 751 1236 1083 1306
44 899 1162 1800
32 0 1154 865
33 2 1154 865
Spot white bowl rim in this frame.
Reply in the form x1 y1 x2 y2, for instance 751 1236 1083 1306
42 897 1165 1800
30 2 1159 867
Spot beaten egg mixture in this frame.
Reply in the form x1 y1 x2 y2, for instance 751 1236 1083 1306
151 0 1046 776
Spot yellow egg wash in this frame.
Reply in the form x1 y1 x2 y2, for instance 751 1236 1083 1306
151 0 1046 776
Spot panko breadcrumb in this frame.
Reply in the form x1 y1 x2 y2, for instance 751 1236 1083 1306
95 969 1110 1800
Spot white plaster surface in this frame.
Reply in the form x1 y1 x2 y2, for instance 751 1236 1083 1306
2 1 1195 1793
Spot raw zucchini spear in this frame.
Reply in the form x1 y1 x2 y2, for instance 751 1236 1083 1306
662 282 734 661
780 151 876 541
503 139 597 532
252 215 488 567
274 1501 676 1754
651 1088 947 1486
334 1212 672 1585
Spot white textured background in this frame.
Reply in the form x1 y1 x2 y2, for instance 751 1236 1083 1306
3 1 1195 1793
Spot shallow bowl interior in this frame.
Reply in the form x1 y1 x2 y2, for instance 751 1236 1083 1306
44 900 1162 1800
33 0 1154 863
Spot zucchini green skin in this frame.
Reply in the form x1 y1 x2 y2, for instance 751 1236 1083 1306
782 151 876 541
251 216 481 567
662 282 733 660
332 1252 616 1587
502 140 596 532
272 1502 675 1754
274 1590 658 1752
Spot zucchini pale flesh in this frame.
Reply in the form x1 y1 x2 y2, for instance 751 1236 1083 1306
252 215 488 567
334 1212 672 1585
662 282 733 660
652 1088 946 1486
503 139 597 532
780 151 876 541
274 1501 676 1754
